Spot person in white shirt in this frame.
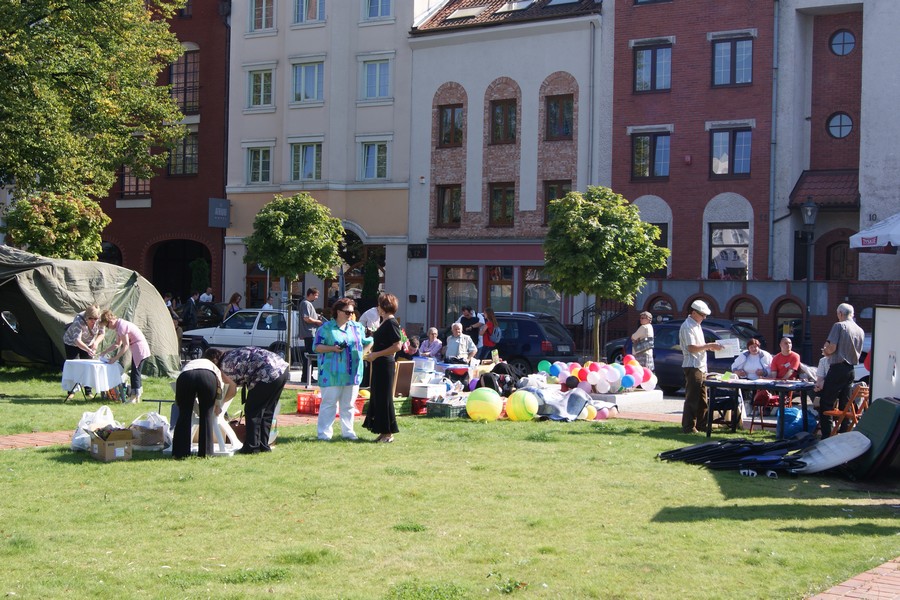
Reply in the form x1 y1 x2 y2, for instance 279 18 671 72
261 294 274 310
730 338 772 380
358 306 381 334
199 287 214 303
679 300 723 434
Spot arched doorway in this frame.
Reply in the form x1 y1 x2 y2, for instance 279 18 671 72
323 231 385 316
98 242 123 266
152 240 211 303
774 300 802 344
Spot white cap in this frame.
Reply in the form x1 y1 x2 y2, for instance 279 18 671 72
690 300 711 316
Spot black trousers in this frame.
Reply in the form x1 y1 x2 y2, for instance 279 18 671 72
173 369 219 458
819 362 855 438
300 336 315 382
242 370 288 453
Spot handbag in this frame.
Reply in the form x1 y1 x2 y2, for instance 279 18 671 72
228 411 246 443
633 336 654 354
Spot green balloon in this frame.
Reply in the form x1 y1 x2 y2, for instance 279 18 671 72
537 360 551 373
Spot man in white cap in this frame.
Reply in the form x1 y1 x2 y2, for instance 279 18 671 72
678 299 723 433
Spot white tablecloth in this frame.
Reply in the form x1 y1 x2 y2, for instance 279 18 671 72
61 360 125 393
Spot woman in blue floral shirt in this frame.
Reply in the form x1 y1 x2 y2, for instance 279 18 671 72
314 297 372 441
220 346 288 454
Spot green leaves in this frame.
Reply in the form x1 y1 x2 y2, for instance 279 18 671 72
243 193 345 281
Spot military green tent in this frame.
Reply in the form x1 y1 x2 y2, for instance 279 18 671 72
0 245 180 377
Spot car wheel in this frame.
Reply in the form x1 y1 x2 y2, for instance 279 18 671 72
608 348 624 364
507 358 532 379
189 341 206 361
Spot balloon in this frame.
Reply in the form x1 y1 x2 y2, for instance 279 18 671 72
569 367 581 380
578 405 590 420
612 363 626 377
624 364 636 375
622 354 636 364
537 360 551 374
642 367 653 383
621 374 636 388
549 364 560 376
594 378 610 394
577 381 592 393
596 407 610 420
577 368 588 382
547 376 558 384
588 362 601 372
631 365 644 383
466 388 503 421
469 379 478 391
506 390 539 421
584 404 598 420
586 371 601 386
568 362 582 372
603 365 620 383
641 374 658 391
565 375 580 389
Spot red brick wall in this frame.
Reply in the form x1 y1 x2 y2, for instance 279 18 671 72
430 82 469 233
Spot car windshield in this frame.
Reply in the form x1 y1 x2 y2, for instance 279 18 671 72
539 319 574 343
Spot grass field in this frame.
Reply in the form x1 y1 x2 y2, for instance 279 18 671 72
0 365 898 598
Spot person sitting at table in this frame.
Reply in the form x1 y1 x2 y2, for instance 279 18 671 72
731 338 772 380
396 335 420 360
62 305 105 400
172 349 236 459
97 310 151 403
418 327 442 359
443 322 477 365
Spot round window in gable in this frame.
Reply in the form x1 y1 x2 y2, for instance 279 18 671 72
830 30 856 56
827 112 853 139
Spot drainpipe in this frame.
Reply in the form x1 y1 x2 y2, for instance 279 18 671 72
768 0 781 278
589 19 596 186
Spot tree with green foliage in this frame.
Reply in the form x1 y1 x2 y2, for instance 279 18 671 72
0 0 186 196
543 185 669 360
0 192 111 260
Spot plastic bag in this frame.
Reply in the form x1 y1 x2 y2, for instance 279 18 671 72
129 412 171 450
71 405 118 451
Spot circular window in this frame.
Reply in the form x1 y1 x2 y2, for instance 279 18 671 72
827 112 853 139
830 30 855 56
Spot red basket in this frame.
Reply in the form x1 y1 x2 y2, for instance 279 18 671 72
411 397 429 415
297 392 321 415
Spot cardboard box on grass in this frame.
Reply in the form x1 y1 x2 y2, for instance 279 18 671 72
87 428 134 462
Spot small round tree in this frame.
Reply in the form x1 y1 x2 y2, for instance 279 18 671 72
543 185 669 360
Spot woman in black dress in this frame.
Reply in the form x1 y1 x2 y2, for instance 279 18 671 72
362 293 403 443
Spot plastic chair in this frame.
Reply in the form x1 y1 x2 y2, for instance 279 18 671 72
706 388 741 437
191 396 243 454
823 382 869 436
748 389 780 433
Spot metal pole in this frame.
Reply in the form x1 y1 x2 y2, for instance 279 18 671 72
802 231 813 365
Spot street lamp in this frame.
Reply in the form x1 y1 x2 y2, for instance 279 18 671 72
801 197 819 365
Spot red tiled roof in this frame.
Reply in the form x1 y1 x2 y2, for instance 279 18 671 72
412 0 602 35
788 169 859 208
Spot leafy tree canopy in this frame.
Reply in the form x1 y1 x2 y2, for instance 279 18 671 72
544 186 669 359
244 193 345 281
1 191 111 260
0 0 186 197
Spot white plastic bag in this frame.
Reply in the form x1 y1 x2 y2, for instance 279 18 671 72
70 405 117 451
129 412 171 450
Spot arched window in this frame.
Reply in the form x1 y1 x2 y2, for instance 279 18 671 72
731 300 759 329
774 301 802 344
98 242 123 266
649 297 674 322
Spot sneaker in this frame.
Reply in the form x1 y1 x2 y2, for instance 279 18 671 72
342 434 359 441
317 435 332 441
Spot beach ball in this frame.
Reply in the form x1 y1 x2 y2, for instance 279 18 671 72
466 387 503 421
621 374 636 389
537 360 551 374
506 390 539 421
596 407 610 420
358 389 370 399
585 404 598 420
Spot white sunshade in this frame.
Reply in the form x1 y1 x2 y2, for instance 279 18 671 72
849 212 900 253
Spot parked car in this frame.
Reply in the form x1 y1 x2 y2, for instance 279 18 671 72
192 301 228 329
605 319 756 394
182 309 304 362
440 311 577 378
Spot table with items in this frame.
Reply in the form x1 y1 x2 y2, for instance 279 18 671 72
704 378 815 440
61 359 125 401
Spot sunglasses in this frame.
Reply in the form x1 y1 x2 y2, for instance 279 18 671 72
339 309 353 315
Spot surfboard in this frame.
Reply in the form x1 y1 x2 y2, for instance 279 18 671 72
792 431 872 474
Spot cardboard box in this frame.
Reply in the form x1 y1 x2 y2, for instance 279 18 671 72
88 429 134 462
410 383 446 399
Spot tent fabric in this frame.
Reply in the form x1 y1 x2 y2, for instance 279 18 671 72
0 245 180 377
849 212 900 253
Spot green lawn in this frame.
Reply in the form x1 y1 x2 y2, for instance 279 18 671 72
0 365 898 599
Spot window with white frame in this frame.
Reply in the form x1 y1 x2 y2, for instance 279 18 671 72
362 59 390 100
250 0 274 31
290 142 322 181
247 147 272 184
360 141 388 179
293 62 323 102
295 0 324 24
364 0 391 20
248 69 274 107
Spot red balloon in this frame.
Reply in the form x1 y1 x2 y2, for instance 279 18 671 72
623 354 635 364
588 362 601 372
642 367 653 383
577 368 589 382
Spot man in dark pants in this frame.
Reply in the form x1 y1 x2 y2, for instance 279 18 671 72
299 288 323 385
818 302 864 437
678 300 723 434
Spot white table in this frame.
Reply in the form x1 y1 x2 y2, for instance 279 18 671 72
61 359 125 398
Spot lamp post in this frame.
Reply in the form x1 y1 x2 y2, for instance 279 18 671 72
801 197 819 365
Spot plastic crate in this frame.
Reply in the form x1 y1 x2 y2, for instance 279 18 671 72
297 392 321 415
426 400 465 418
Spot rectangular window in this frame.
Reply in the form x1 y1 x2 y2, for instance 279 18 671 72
118 166 151 198
523 268 560 319
177 0 193 18
632 132 670 179
489 183 515 227
361 142 388 179
295 0 324 23
364 60 390 99
490 99 517 144
713 38 752 86
366 0 391 19
169 132 199 175
436 185 461 228
710 128 751 177
438 104 463 147
545 94 573 140
170 50 199 114
488 266 513 312
443 266 478 328
709 223 749 280
543 180 571 225
249 70 273 107
293 62 323 102
634 45 671 92
290 142 322 181
251 0 274 31
248 147 271 184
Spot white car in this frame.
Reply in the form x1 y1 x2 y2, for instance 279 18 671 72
182 309 304 361
854 333 872 382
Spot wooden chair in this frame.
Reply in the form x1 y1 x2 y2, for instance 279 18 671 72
823 382 870 436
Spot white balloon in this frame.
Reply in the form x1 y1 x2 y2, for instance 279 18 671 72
603 365 619 383
594 378 610 394
640 374 658 391
586 371 601 386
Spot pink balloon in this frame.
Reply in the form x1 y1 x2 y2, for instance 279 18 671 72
596 407 610 420
568 362 581 372
577 381 592 392
642 367 653 383
622 354 635 364
631 365 644 383
588 362 601 372
624 364 636 375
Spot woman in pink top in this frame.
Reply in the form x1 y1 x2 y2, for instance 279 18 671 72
98 309 151 403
